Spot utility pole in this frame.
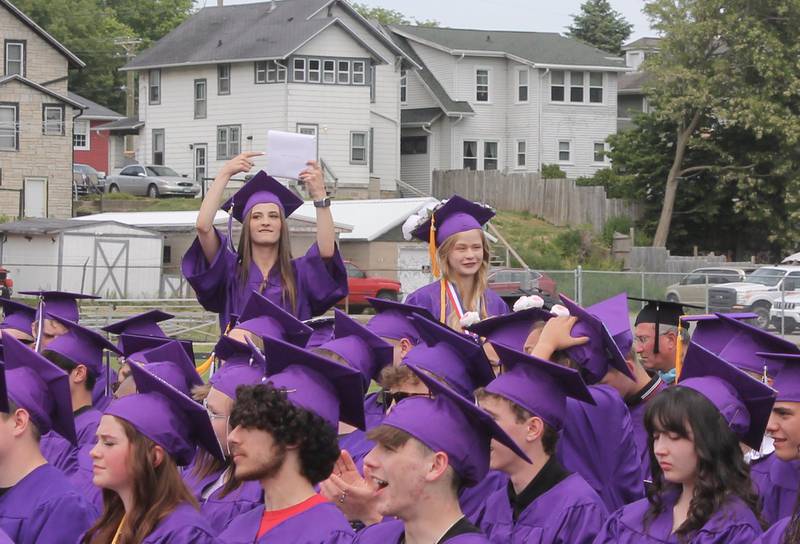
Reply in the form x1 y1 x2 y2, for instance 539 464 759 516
114 37 142 159
114 37 142 118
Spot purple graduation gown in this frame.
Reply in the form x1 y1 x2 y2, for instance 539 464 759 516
755 517 791 544
183 464 264 535
480 473 607 544
751 454 800 526
39 406 102 476
558 384 644 511
0 528 11 544
182 228 348 328
139 502 219 543
218 500 355 543
593 491 762 543
628 379 668 481
92 365 118 408
0 463 97 544
404 281 509 324
339 393 385 471
459 470 508 525
353 519 491 543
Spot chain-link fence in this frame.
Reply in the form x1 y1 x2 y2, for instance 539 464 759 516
3 262 798 343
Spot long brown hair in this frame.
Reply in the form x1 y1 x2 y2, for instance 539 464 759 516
236 206 297 314
83 418 199 544
436 230 491 330
188 384 244 498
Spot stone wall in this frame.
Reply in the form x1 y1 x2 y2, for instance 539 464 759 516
0 79 76 219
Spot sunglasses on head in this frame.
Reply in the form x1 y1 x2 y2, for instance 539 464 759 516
379 390 432 411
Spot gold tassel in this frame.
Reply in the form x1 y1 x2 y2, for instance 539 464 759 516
439 279 447 324
196 322 232 379
429 213 440 279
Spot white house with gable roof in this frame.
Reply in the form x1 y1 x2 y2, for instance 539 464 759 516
387 25 629 192
121 0 417 195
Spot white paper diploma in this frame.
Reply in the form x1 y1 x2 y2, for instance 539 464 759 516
266 130 317 180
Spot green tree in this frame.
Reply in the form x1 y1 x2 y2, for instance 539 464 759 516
567 0 633 55
642 0 800 248
13 0 193 112
351 2 438 26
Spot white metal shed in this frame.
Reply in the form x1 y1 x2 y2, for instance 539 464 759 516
0 218 163 299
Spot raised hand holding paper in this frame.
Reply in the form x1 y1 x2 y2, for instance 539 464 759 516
266 130 317 180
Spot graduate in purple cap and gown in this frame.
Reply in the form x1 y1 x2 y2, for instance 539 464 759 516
594 342 771 543
182 153 347 330
403 196 508 331
0 297 36 346
354 363 532 543
314 309 393 464
751 352 800 542
0 336 97 544
82 361 225 543
38 315 121 478
481 295 644 511
183 301 311 536
218 336 365 543
476 343 607 543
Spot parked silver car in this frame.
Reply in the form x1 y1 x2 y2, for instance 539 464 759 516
664 266 756 306
106 165 200 198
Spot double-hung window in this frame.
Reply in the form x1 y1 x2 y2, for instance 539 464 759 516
517 69 528 102
308 59 321 83
463 141 478 170
516 140 526 167
194 79 207 119
73 119 90 150
217 125 241 160
149 69 161 104
337 60 350 84
5 41 24 76
43 105 64 136
0 103 18 151
400 69 407 103
551 71 565 102
217 64 231 94
353 61 365 84
483 141 498 170
350 132 367 164
323 60 335 84
293 58 306 82
476 69 489 102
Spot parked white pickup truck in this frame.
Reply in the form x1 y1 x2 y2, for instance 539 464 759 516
706 265 800 330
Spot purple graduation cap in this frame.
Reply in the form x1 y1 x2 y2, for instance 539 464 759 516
119 334 195 364
402 313 494 398
138 340 203 395
0 361 7 414
107 361 225 465
222 171 304 222
317 309 394 387
464 307 555 352
678 342 777 450
410 195 495 246
303 316 335 349
262 336 366 430
680 313 757 354
214 334 254 366
18 290 99 322
235 290 313 346
365 296 435 345
43 315 121 377
558 293 635 383
685 313 799 378
760 353 800 401
3 334 76 443
209 336 266 400
380 362 531 487
101 310 173 338
486 342 595 430
0 297 36 336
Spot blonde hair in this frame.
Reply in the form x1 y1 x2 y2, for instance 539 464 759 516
237 207 297 315
435 230 491 330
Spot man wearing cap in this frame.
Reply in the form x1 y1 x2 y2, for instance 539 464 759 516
475 343 607 542
183 155 348 330
0 335 97 543
218 337 364 543
353 364 530 543
630 297 701 383
757 353 800 542
479 295 644 511
37 316 121 475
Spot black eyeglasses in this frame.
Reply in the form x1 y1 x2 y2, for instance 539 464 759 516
379 390 432 411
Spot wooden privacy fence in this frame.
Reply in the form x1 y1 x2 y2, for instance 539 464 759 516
432 169 641 232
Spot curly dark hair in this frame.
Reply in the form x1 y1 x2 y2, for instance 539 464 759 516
230 384 340 485
643 386 765 540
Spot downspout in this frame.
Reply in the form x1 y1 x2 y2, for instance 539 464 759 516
450 113 464 170
538 68 550 173
71 107 85 214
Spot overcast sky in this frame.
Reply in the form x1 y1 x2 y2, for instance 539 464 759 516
207 0 655 41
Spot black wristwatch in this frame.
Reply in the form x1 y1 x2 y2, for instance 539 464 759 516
313 197 331 208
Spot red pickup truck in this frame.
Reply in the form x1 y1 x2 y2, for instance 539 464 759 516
0 267 12 298
339 261 401 313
